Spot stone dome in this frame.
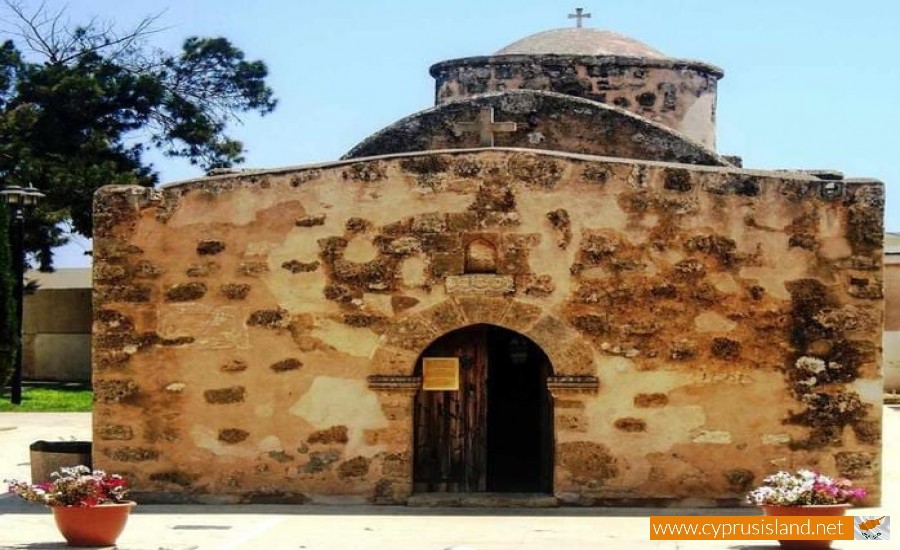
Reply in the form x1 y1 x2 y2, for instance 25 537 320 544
496 28 666 59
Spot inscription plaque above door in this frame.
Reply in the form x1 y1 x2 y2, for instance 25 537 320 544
422 357 460 391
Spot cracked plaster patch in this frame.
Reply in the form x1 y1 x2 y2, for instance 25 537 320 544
311 319 381 357
158 304 248 349
258 435 283 453
289 377 388 456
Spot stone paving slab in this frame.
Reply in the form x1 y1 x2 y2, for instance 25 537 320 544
0 409 897 549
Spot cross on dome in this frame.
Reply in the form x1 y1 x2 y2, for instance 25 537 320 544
568 7 592 28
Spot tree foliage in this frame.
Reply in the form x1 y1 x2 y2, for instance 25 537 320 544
0 1 277 268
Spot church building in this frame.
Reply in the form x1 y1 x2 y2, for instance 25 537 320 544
92 15 884 505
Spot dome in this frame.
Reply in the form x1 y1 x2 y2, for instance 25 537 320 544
496 28 667 59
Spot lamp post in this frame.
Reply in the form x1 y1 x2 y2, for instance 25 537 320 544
1 184 44 404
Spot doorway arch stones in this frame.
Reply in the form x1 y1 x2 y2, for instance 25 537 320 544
367 296 600 391
363 296 600 502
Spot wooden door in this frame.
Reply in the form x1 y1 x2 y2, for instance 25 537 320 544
413 326 488 493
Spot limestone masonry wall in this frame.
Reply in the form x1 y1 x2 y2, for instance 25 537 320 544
92 149 884 505
431 56 720 149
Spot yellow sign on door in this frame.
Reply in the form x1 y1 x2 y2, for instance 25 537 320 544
422 357 460 391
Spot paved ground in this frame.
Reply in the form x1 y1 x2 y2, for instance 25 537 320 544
0 408 896 549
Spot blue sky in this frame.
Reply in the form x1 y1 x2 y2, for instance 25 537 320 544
19 0 898 267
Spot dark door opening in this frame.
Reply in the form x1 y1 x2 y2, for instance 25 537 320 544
413 324 553 494
486 328 552 492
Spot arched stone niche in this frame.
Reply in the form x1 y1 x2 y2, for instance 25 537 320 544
465 239 499 274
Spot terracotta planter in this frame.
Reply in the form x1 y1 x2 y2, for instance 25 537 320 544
759 504 850 550
50 501 136 547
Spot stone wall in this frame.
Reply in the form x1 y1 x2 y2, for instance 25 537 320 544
23 288 92 382
430 56 721 148
92 149 884 505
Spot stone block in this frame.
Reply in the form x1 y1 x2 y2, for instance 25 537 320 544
308 426 349 444
196 240 226 255
270 358 302 372
370 346 418 375
164 282 207 302
338 456 371 478
614 417 647 432
557 441 618 482
391 296 420 314
159 304 248 349
634 393 669 408
454 296 512 325
106 446 159 462
445 275 515 296
691 429 732 444
94 379 138 403
556 413 588 432
526 315 575 355
421 300 466 334
97 424 134 441
218 429 250 444
303 451 339 473
724 469 755 492
445 212 478 231
220 283 251 300
220 360 248 373
238 261 270 277
499 301 543 332
430 252 465 278
412 213 446 234
204 386 246 404
834 452 875 479
295 214 326 227
383 317 438 353
381 453 410 477
149 471 195 487
556 339 596 376
418 232 461 253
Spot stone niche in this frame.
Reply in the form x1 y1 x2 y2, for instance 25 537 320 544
92 149 884 506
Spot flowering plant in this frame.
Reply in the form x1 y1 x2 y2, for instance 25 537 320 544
746 469 866 506
5 465 129 507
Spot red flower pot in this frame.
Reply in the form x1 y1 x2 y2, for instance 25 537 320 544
50 501 136 547
759 504 850 550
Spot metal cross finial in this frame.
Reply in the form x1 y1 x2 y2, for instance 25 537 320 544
453 107 517 147
568 7 591 28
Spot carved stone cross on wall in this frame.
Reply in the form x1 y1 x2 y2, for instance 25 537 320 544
568 7 591 28
453 107 518 147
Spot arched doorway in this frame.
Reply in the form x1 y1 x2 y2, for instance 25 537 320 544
413 324 553 494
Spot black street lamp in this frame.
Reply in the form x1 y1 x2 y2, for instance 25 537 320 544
1 184 44 404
